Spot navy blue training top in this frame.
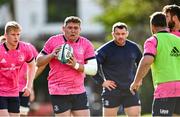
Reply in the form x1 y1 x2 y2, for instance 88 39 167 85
93 40 142 90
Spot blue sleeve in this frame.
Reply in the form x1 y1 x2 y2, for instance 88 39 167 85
135 46 143 66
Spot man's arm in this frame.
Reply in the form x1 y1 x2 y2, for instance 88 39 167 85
67 57 98 76
36 53 54 67
130 55 154 94
36 47 61 67
35 64 48 79
23 59 36 96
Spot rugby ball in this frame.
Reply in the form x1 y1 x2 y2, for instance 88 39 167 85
58 43 73 64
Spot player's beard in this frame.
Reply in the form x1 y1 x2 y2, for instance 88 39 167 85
168 20 175 31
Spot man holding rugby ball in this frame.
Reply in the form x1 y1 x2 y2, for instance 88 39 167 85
36 16 97 116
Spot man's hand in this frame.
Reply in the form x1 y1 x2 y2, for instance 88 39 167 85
102 80 117 91
22 87 31 97
66 55 76 68
130 81 142 95
51 46 62 59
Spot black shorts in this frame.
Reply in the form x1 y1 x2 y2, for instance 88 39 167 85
50 92 89 114
19 92 30 107
152 97 180 116
0 96 20 113
102 88 140 108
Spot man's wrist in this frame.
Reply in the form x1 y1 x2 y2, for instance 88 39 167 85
74 63 80 70
50 53 55 58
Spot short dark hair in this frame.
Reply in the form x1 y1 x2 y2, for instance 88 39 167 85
64 16 82 26
163 4 180 20
150 12 167 27
112 22 128 32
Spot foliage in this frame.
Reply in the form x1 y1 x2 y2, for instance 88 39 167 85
96 0 177 31
95 0 178 42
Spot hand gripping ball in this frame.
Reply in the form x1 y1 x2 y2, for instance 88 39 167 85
58 43 73 64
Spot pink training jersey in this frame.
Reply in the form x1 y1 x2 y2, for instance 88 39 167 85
0 41 34 97
167 28 180 37
144 32 180 99
19 43 38 92
42 34 95 95
171 31 180 37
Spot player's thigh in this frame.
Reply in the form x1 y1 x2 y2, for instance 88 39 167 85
19 92 30 115
123 93 141 116
0 110 9 116
152 97 176 116
50 95 72 114
72 109 90 117
103 107 119 117
174 97 180 115
55 110 71 117
9 112 20 116
8 97 20 113
102 93 122 108
123 92 141 108
19 92 30 107
102 93 122 116
71 92 89 111
0 96 8 110
124 106 141 116
0 97 9 116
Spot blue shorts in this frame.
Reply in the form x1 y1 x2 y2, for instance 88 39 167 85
102 88 140 108
0 96 20 113
152 97 180 116
50 92 89 114
19 92 30 107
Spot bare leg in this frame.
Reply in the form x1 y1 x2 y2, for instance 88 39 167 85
55 109 71 117
9 112 20 117
72 109 90 117
103 107 119 117
124 106 141 117
0 109 9 116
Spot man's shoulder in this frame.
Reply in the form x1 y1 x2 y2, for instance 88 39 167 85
78 36 91 42
126 39 140 48
19 41 30 47
78 36 95 48
126 39 138 45
49 34 63 40
97 40 114 52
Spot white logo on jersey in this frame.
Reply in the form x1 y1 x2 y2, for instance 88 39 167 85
0 58 6 63
78 47 84 54
11 64 15 67
86 101 89 107
54 105 59 112
104 100 109 106
18 54 25 61
160 109 169 114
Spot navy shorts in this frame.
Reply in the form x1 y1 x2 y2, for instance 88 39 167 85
102 88 140 108
0 96 20 113
19 92 30 107
50 92 89 114
152 97 180 116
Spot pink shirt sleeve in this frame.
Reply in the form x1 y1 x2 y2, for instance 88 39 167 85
29 44 38 57
144 36 157 56
24 43 35 63
42 36 60 54
84 39 95 61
